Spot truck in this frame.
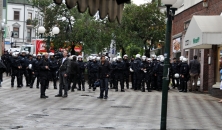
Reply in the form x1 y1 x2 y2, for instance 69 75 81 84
20 39 54 54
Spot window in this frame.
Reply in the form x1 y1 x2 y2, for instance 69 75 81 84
27 29 32 42
28 12 32 20
184 20 191 30
14 11 20 21
13 27 19 38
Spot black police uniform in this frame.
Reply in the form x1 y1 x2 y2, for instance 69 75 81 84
179 62 189 92
11 56 22 87
77 60 86 91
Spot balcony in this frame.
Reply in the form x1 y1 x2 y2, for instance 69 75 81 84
26 19 38 28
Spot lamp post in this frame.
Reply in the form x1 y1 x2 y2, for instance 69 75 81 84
160 0 184 129
38 26 60 53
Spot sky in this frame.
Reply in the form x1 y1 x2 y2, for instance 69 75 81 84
131 0 151 5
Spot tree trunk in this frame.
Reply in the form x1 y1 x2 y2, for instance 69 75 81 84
144 40 150 58
120 45 126 57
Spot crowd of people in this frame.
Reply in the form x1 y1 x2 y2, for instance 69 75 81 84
0 50 201 99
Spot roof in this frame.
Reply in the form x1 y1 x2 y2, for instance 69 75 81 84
183 15 222 49
193 15 222 33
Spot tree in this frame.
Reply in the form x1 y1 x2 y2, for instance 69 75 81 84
114 2 166 57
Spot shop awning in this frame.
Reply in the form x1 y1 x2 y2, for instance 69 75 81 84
183 16 222 49
53 0 128 23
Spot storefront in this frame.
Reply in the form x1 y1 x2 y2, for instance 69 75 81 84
183 15 222 90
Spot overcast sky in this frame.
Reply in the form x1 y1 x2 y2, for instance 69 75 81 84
131 0 151 5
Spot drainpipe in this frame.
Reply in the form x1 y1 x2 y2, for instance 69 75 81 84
23 0 25 44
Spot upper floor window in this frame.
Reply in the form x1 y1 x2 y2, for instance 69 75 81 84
184 20 191 30
28 12 32 20
14 11 20 21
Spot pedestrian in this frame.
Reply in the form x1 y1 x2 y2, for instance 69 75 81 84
39 53 50 98
77 56 86 91
114 56 125 92
189 55 200 92
0 58 6 87
218 67 222 103
55 51 70 98
171 57 180 89
97 55 112 99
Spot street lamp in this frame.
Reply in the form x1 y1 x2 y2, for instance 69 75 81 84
160 0 184 130
38 26 60 52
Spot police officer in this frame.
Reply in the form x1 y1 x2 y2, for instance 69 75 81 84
110 57 117 89
179 58 189 92
145 58 152 92
26 54 34 88
49 53 59 89
154 56 164 91
140 56 147 92
31 54 41 88
39 53 51 98
87 56 93 89
171 58 179 89
115 56 125 92
11 52 22 87
77 56 86 91
89 57 99 91
130 57 135 89
150 55 157 90
122 55 130 89
178 56 184 91
19 51 29 87
130 54 142 90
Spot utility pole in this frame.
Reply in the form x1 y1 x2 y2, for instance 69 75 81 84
0 0 3 56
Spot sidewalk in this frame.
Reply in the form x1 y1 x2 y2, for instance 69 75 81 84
0 76 222 130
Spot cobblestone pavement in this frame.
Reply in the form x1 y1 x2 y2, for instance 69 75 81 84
0 75 222 130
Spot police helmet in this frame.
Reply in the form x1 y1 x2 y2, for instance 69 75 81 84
142 56 146 61
182 58 187 62
174 73 179 78
135 54 141 58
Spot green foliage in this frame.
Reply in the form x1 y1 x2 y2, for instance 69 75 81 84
31 0 166 57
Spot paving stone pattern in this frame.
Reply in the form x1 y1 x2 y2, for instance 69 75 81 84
0 76 222 130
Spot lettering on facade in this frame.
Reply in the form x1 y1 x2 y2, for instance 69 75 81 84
185 40 190 46
193 37 200 44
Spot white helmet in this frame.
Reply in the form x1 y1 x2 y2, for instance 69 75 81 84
160 56 164 62
49 52 54 56
96 56 100 61
78 56 83 60
12 52 18 57
135 54 141 58
89 56 93 60
113 57 117 62
21 50 26 53
117 56 122 61
37 54 41 57
33 54 36 57
147 58 152 61
142 56 146 61
182 58 187 62
123 54 128 58
28 64 32 69
151 54 156 59
174 73 179 78
92 56 96 60
105 56 109 60
179 56 184 61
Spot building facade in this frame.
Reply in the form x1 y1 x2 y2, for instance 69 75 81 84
172 0 222 96
4 0 41 50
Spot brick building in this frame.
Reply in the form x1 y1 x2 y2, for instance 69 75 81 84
171 0 222 96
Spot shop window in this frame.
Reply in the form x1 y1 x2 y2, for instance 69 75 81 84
13 27 19 38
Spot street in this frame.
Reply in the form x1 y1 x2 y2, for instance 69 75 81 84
0 75 222 130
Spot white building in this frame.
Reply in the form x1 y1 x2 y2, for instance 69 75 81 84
4 0 42 51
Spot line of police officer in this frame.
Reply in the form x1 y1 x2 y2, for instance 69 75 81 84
1 50 190 93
